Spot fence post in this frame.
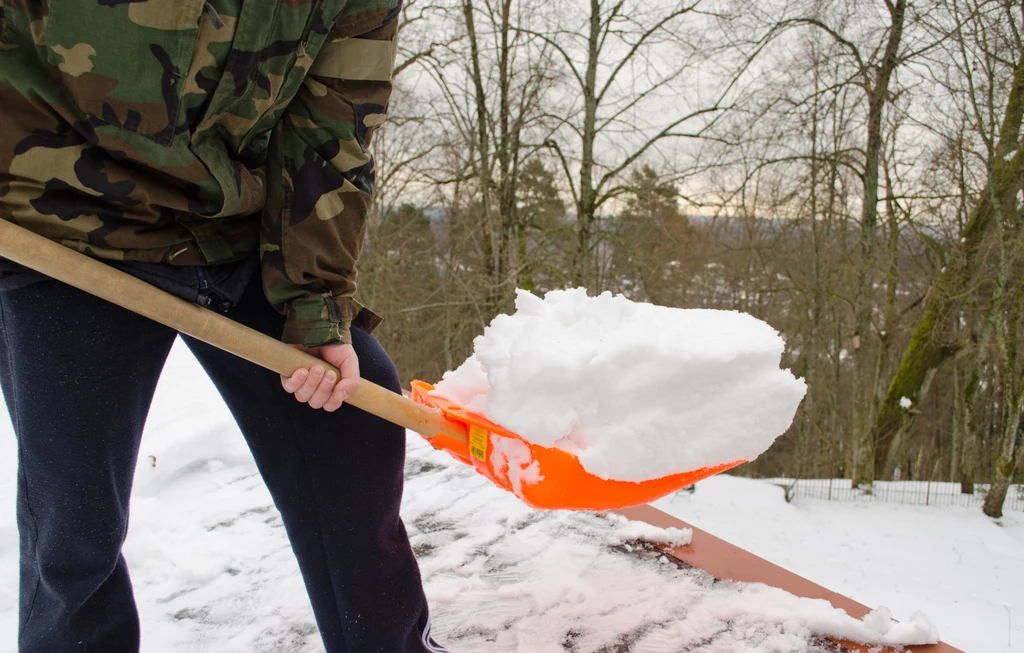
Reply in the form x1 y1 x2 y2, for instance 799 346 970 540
926 479 931 506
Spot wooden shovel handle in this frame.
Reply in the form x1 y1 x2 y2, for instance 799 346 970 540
0 219 467 444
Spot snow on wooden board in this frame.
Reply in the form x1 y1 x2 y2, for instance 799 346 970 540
403 438 937 652
0 436 933 652
653 475 1024 653
0 340 944 652
614 504 964 653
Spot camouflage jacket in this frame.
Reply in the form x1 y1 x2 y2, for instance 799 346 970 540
0 0 399 346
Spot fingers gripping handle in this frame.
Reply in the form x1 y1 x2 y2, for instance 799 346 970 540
0 220 467 443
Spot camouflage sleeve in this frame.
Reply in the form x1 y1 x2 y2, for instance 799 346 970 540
261 1 400 348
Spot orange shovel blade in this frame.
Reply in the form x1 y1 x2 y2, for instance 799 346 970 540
410 381 744 511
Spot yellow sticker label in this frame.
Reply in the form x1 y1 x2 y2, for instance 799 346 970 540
469 425 489 462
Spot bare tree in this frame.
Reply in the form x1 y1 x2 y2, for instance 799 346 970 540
523 0 760 288
360 0 1024 497
873 0 1024 480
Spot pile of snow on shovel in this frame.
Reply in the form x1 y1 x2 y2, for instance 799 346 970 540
432 288 808 482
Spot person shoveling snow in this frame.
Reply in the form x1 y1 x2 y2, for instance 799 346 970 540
0 2 450 651
416 288 807 509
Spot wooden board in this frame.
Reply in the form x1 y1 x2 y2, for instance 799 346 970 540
614 504 965 653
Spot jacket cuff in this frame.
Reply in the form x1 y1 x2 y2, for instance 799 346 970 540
282 292 354 348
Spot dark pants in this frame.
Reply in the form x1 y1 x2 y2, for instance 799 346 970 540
0 275 445 653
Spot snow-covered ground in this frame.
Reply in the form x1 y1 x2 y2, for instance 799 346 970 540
654 476 1024 653
0 340 1017 652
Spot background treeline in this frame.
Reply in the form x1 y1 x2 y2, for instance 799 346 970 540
357 0 1024 516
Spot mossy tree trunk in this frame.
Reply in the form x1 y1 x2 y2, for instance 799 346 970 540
874 47 1024 478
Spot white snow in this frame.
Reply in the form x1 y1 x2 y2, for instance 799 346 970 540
900 397 913 409
432 288 807 482
654 475 1024 653
0 340 1011 652
604 513 693 548
401 442 940 652
488 434 543 497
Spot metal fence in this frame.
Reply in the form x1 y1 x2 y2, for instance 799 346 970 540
758 478 1024 511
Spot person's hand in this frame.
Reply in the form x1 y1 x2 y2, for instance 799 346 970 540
281 343 360 412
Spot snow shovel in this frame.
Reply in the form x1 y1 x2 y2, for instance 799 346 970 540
0 220 743 510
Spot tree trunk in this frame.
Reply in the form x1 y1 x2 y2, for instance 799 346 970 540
950 361 964 483
983 416 1022 518
804 103 823 480
850 0 907 487
960 362 982 494
496 0 514 302
462 0 496 293
571 0 601 287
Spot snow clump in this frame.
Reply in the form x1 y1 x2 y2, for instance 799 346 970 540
604 514 693 548
431 288 807 482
